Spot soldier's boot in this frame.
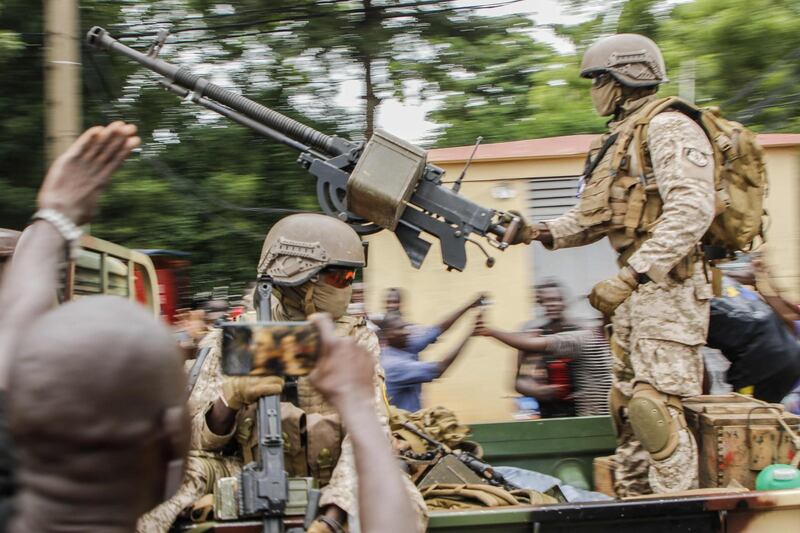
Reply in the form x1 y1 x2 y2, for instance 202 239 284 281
609 385 652 498
628 382 698 493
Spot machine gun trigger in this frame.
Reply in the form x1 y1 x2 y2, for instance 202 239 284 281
465 237 496 268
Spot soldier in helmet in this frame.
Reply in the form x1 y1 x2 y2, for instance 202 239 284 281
513 34 716 496
138 213 427 532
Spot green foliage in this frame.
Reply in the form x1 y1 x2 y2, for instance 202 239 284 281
4 0 800 295
658 0 800 130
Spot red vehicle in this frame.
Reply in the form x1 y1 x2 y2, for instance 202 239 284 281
137 249 191 324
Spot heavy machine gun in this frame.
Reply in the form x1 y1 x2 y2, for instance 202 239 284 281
86 27 521 271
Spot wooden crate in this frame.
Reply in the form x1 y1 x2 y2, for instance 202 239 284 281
683 395 800 489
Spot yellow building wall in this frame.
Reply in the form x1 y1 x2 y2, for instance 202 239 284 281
762 148 800 299
365 146 800 423
364 157 583 423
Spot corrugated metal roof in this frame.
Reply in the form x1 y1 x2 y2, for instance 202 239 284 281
429 132 800 163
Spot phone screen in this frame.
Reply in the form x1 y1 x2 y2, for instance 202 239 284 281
220 321 321 377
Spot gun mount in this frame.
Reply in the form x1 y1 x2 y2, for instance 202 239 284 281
87 27 521 271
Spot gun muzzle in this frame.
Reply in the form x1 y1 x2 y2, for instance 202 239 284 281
86 26 110 49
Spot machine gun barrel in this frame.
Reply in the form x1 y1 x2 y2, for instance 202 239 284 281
87 26 523 271
86 27 353 157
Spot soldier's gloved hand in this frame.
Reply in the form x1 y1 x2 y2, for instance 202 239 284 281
589 267 639 316
220 376 284 410
306 518 344 533
501 210 540 245
306 520 330 533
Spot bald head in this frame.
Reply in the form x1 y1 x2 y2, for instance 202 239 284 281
8 296 188 530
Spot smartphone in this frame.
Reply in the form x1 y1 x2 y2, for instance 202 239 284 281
220 321 321 377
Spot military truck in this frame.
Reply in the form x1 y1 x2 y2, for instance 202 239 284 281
62 234 160 315
0 228 161 317
173 410 799 532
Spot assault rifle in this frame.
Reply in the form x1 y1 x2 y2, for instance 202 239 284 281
86 27 522 272
225 276 319 533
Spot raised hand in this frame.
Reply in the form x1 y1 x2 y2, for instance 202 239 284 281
37 121 140 225
308 313 375 410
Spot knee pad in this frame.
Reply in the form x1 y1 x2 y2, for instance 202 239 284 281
628 383 685 462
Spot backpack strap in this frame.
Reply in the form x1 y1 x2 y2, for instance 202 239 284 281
627 97 703 234
582 132 619 183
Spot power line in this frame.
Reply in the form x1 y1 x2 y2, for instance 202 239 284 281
162 1 528 46
110 0 356 30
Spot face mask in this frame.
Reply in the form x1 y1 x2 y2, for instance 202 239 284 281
591 78 622 116
305 281 352 320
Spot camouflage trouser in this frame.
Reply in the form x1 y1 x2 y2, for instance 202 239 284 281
136 454 240 533
610 276 707 496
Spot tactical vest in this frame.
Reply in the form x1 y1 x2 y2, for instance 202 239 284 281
234 315 367 486
576 96 767 269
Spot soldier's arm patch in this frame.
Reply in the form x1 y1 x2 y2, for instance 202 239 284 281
685 147 709 167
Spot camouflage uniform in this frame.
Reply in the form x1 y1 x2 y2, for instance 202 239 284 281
138 309 427 532
545 95 715 496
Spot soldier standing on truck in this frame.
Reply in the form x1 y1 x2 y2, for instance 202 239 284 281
138 213 426 533
512 34 716 496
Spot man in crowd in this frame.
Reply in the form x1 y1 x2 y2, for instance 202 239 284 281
380 295 483 412
704 256 800 411
9 297 189 533
384 287 404 321
513 34 716 495
475 313 613 418
381 312 477 412
0 122 194 532
203 298 229 326
308 313 417 533
138 213 426 533
515 281 581 418
752 256 800 336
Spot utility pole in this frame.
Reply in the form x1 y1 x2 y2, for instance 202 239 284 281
44 0 82 165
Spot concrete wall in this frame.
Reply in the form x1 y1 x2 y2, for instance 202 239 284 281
763 147 800 299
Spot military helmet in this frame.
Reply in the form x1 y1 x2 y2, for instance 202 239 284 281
580 33 668 87
258 214 365 286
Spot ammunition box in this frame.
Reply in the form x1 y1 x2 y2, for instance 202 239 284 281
684 394 800 489
214 476 317 519
286 477 317 516
417 454 484 488
214 476 239 521
347 129 427 230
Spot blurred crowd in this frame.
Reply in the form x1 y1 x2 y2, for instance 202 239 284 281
173 256 800 424
295 268 797 423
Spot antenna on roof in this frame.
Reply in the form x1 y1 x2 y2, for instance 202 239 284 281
452 136 482 193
